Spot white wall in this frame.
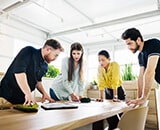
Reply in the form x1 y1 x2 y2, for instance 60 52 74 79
0 35 15 72
0 18 47 72
0 18 71 72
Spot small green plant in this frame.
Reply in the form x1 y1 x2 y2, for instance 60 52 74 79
90 79 98 89
44 64 60 78
122 64 136 81
93 79 97 85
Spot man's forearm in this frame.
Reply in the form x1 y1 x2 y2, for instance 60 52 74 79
37 82 47 95
138 67 145 98
138 77 143 98
141 73 154 100
15 73 31 96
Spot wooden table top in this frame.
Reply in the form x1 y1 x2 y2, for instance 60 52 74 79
0 100 129 130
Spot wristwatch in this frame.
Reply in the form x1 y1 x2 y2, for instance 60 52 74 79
113 95 118 99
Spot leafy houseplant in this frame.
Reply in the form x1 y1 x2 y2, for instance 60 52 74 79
92 79 97 86
122 64 136 81
91 79 98 89
121 64 137 100
35 65 60 97
44 64 60 78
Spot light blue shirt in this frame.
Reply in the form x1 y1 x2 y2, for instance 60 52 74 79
50 57 84 100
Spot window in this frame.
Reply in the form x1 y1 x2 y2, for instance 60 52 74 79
86 46 139 83
87 54 99 82
115 48 139 76
13 39 40 57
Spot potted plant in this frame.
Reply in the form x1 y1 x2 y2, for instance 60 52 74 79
44 64 60 78
121 63 138 98
121 63 136 81
35 65 60 97
43 64 60 92
91 79 98 89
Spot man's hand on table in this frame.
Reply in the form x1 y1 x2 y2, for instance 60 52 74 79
126 97 146 108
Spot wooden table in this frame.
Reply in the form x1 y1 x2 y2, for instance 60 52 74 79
0 100 129 130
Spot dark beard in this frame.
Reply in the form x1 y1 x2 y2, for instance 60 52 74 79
44 55 50 63
133 42 140 53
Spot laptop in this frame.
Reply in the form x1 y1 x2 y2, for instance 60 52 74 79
41 102 78 110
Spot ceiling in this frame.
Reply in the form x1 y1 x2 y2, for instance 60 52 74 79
0 0 160 46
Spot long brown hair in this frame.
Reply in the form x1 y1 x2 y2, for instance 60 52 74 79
68 42 84 82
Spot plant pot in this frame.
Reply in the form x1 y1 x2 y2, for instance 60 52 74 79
92 85 98 89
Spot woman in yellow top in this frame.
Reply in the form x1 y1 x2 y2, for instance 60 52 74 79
97 50 126 130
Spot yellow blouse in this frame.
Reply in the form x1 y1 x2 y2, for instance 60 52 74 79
97 61 122 90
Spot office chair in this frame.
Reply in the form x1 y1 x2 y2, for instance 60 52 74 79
116 106 148 130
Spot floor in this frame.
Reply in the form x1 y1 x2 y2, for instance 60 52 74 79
145 128 158 130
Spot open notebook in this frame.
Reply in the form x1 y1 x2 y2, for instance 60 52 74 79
41 102 78 110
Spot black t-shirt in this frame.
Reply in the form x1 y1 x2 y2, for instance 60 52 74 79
138 38 160 83
0 46 48 104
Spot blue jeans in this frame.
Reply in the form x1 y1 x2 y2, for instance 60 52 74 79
49 88 59 101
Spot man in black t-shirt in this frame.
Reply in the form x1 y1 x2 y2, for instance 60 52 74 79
0 39 64 105
121 28 160 107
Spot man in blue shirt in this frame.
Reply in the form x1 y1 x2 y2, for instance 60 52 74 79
0 39 64 105
121 28 160 107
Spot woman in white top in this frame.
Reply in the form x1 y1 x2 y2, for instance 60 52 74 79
49 42 84 101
